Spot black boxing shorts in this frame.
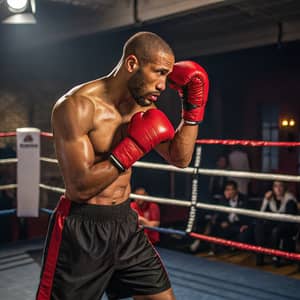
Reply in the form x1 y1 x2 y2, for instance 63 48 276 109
36 196 171 300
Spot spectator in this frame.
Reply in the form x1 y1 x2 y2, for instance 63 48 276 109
130 187 160 245
228 147 250 195
255 181 298 265
211 180 251 249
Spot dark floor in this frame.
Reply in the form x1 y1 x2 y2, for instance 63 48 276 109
0 239 300 300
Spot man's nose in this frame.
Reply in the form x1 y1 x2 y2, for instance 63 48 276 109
156 80 166 92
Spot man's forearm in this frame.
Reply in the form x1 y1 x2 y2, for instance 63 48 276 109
66 160 120 201
139 216 160 227
168 121 199 168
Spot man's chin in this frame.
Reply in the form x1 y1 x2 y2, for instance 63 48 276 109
135 97 153 107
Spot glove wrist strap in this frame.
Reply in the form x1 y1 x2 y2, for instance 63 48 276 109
109 154 125 172
183 119 201 126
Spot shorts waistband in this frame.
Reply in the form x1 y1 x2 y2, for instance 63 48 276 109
57 196 133 221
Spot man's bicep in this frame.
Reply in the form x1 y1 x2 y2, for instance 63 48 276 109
52 97 95 175
55 133 95 178
52 96 94 140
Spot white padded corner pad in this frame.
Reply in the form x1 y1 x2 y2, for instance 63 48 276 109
17 128 41 217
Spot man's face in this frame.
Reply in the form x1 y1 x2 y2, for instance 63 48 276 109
224 185 238 200
134 188 147 206
128 51 174 106
273 181 285 198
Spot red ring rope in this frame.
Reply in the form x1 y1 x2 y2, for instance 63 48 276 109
196 139 300 147
1 131 299 148
41 132 53 138
190 232 300 261
0 132 16 137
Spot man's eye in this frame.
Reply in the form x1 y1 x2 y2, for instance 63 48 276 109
157 70 166 75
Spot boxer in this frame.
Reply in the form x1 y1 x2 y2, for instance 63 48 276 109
36 31 209 300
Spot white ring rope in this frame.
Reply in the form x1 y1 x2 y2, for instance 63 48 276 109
197 168 300 182
196 202 300 224
39 183 300 224
135 162 300 182
0 184 17 190
0 158 18 164
40 157 58 164
129 193 192 207
39 183 65 194
40 157 300 182
134 161 196 174
131 194 300 223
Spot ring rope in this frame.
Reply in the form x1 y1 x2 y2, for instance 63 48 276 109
196 139 300 147
40 132 53 138
186 146 202 233
40 156 300 182
0 158 18 164
133 162 300 182
38 132 300 148
40 157 58 164
134 161 195 174
129 193 191 207
39 184 65 194
189 232 300 261
0 132 16 138
39 183 300 223
0 184 17 190
40 208 55 214
143 225 187 236
0 209 16 216
196 168 300 182
196 202 300 223
2 131 300 147
143 226 300 261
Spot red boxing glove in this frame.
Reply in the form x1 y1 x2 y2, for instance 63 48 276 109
168 61 209 125
110 109 175 172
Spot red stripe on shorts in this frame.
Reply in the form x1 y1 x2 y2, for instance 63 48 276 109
36 196 71 300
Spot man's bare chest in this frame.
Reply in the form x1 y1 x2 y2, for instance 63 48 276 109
88 116 130 157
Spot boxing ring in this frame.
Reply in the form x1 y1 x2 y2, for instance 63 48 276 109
1 129 300 299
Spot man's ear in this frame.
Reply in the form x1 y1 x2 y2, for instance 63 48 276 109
125 55 139 73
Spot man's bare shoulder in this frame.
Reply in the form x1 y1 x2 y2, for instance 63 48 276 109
52 94 94 120
52 79 107 118
65 78 106 98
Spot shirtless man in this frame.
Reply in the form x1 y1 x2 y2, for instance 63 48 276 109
36 32 209 300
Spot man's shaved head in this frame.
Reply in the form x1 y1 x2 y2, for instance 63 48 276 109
115 32 174 107
123 32 174 64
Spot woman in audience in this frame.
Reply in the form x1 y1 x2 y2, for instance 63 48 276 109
255 180 298 265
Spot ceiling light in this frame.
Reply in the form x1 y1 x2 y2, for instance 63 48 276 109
6 0 28 13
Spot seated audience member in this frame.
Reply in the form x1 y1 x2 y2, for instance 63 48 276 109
255 181 298 265
130 187 160 245
209 154 229 202
211 180 251 246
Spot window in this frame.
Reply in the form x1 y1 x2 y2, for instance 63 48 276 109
261 105 279 172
